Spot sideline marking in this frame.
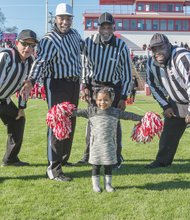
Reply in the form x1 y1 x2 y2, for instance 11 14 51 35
130 105 147 113
25 105 38 110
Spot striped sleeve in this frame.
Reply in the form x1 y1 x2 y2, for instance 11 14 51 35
0 51 11 88
174 51 190 114
188 73 190 114
0 49 33 108
82 36 95 86
29 37 57 83
146 58 170 110
119 44 132 99
81 43 89 86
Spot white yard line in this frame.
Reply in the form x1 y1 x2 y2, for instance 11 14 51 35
25 105 38 110
130 105 147 113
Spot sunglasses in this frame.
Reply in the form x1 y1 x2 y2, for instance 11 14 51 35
19 40 36 48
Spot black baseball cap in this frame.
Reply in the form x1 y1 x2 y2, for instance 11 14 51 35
17 29 38 43
98 12 115 25
150 33 169 48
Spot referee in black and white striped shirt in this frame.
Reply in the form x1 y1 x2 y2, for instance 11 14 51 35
145 33 190 169
0 29 38 166
22 3 84 182
78 12 132 168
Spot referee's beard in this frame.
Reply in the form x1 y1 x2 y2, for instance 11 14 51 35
100 34 113 43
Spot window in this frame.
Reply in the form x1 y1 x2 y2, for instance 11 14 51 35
137 3 144 11
168 4 174 12
84 17 190 32
160 20 167 30
175 20 181 30
175 4 183 12
146 20 152 31
123 19 130 30
86 19 93 29
168 20 174 31
115 19 123 30
93 19 98 29
137 19 145 30
131 19 137 30
160 4 167 12
182 20 189 31
153 3 159 12
145 4 150 11
153 20 159 30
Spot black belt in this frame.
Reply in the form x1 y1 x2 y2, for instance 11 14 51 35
92 80 121 88
64 77 79 82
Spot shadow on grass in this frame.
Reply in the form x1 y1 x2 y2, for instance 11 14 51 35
66 161 190 177
140 180 190 190
30 163 47 167
111 163 190 175
117 180 190 191
126 159 190 163
0 174 46 183
1 161 190 183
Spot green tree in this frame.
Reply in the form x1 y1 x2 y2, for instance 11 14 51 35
0 8 18 33
5 26 18 33
0 8 6 32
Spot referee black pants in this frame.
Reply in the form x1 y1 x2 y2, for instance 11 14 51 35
44 78 80 179
0 100 25 164
156 117 186 166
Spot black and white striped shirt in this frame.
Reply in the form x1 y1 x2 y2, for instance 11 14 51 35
147 46 190 114
82 34 132 99
0 48 34 107
29 27 84 82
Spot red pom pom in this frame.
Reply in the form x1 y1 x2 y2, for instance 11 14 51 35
131 112 164 143
46 102 75 140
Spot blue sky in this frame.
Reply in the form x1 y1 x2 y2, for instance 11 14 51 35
0 0 123 38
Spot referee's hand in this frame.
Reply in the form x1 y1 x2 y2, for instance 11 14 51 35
20 80 33 101
16 109 25 120
117 100 126 111
80 88 90 103
163 108 176 118
185 115 190 124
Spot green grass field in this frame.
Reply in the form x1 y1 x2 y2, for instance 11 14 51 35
0 94 190 220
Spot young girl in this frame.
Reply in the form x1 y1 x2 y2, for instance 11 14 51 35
73 87 143 193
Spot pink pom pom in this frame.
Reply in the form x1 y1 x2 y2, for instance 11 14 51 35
46 102 75 140
131 112 164 143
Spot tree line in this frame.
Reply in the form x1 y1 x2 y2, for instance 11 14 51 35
0 8 18 33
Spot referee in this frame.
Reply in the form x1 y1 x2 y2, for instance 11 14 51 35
145 33 190 168
22 3 84 181
78 12 132 168
0 29 38 166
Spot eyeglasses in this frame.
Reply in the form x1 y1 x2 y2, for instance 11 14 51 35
19 40 36 48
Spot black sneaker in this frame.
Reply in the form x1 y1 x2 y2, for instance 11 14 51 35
120 155 125 162
1 161 30 167
113 161 122 169
77 159 88 164
63 162 75 167
53 174 72 182
144 161 167 169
